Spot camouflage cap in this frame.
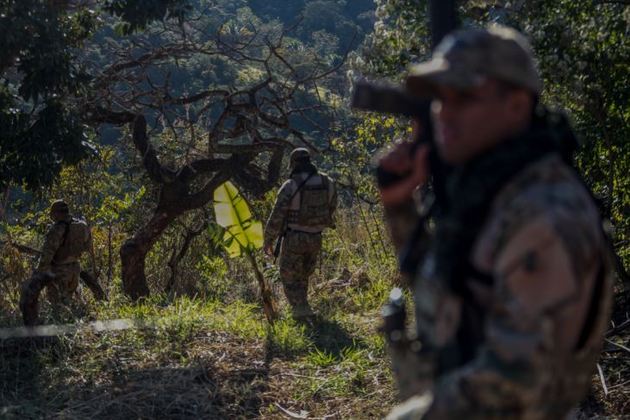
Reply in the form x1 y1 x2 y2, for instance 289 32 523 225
290 147 310 164
406 25 542 97
50 199 69 214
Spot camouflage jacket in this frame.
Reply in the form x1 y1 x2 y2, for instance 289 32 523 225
37 216 92 271
385 153 613 419
264 171 337 247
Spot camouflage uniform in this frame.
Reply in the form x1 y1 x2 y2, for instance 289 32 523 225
264 150 337 317
37 202 92 302
383 27 614 419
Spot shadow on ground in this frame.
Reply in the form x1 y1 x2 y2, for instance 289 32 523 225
0 337 59 418
303 315 365 358
0 332 272 419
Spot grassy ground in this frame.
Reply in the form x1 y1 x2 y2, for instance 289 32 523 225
0 274 398 419
2 288 628 419
0 206 628 418
584 295 630 418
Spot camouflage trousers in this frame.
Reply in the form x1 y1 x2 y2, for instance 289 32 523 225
279 230 322 316
47 262 81 303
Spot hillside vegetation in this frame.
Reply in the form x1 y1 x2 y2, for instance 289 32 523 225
1 0 628 418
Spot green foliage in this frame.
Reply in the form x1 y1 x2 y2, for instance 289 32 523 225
510 0 630 265
307 348 337 367
354 0 430 78
213 181 264 258
0 0 195 190
352 0 630 273
330 115 409 201
196 255 230 300
0 0 96 190
0 95 90 190
0 1 96 99
269 319 311 355
248 0 374 53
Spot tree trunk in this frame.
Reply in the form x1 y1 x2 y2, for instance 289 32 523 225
120 209 177 300
0 186 9 222
107 224 113 286
116 113 281 301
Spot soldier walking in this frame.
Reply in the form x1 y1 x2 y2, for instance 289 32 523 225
264 148 337 321
377 26 613 419
36 200 95 303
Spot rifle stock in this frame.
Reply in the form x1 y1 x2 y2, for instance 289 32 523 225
273 234 283 263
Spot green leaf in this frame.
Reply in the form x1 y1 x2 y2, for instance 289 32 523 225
213 181 263 258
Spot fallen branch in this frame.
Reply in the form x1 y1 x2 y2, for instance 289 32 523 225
609 378 630 391
606 319 630 337
604 338 630 354
273 403 309 419
596 363 609 396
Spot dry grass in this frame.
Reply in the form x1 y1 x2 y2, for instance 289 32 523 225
0 318 395 419
0 204 628 419
0 264 396 419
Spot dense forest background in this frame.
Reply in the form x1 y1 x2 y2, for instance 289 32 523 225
0 0 628 418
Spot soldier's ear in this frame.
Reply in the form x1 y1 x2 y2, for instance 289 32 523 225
506 89 533 122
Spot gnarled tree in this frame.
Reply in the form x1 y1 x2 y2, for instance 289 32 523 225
88 12 346 299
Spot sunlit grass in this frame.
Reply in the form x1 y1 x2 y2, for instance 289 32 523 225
0 205 399 417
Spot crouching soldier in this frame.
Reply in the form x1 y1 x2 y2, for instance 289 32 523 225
36 200 95 303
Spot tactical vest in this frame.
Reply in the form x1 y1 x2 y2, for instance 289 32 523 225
53 218 90 264
287 173 334 232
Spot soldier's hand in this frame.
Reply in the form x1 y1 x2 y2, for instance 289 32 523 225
378 142 430 207
264 244 273 257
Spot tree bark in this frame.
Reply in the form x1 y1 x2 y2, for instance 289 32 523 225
120 209 178 300
0 186 9 222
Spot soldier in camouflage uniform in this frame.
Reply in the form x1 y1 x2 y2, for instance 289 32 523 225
377 26 613 419
36 200 94 303
264 148 338 319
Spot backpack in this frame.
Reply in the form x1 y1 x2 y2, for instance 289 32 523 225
288 174 334 229
53 218 90 262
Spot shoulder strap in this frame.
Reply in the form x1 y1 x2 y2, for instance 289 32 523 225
59 220 72 245
288 172 317 203
56 220 71 249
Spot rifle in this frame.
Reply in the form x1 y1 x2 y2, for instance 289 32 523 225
353 0 459 399
350 82 440 189
350 0 456 164
351 0 458 189
350 0 458 275
0 240 40 256
272 221 285 264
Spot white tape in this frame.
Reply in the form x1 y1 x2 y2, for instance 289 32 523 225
0 319 139 340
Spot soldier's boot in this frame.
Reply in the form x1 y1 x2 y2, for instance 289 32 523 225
291 303 314 319
282 280 314 321
46 281 63 305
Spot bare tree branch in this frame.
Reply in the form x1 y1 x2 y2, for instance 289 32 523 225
88 16 345 299
132 115 175 184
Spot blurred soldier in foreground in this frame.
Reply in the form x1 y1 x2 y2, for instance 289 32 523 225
36 200 95 303
378 26 613 419
264 148 337 320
